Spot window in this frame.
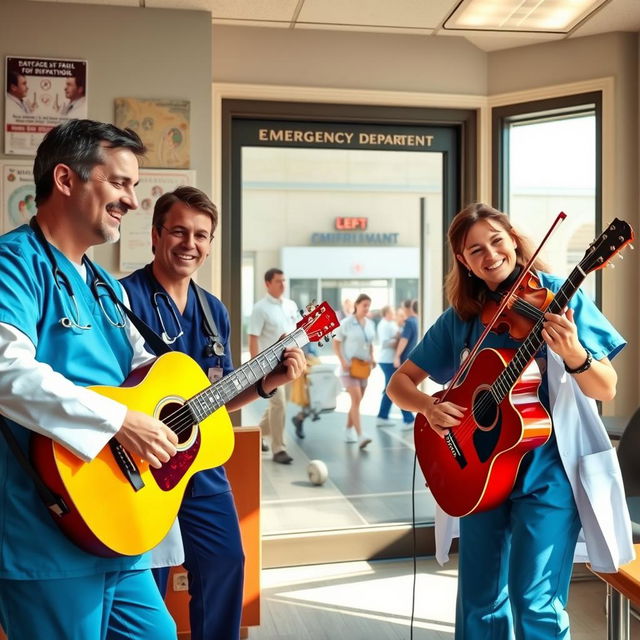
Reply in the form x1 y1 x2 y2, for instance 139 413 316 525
493 93 601 302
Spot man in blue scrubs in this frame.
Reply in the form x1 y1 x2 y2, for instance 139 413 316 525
121 186 304 640
0 120 179 638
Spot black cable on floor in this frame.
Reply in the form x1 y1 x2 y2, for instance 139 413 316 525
409 449 418 639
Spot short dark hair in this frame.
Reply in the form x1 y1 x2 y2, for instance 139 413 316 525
7 70 22 93
70 75 85 93
264 268 283 283
152 186 218 233
33 119 146 206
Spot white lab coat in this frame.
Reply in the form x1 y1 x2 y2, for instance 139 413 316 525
434 349 635 574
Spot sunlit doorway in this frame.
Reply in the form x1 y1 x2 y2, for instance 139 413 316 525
222 103 475 565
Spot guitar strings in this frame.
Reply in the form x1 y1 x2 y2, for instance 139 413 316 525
157 331 307 438
447 275 576 447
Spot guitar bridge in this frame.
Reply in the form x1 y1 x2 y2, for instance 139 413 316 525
109 439 145 491
445 432 467 469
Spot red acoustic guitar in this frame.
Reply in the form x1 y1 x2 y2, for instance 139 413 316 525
414 218 634 518
31 302 338 557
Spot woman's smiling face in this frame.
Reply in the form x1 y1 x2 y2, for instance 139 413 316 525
457 219 518 291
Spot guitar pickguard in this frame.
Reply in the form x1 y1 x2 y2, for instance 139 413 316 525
150 432 202 491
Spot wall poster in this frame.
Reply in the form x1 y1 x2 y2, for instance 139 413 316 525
5 56 88 155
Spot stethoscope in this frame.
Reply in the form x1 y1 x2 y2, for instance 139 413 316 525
30 217 125 331
143 265 225 359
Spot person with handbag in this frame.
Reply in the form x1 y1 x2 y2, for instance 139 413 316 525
333 293 376 449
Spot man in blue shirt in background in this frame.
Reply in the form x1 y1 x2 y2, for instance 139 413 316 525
393 299 419 428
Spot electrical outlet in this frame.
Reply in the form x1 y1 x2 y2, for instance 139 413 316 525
173 572 189 591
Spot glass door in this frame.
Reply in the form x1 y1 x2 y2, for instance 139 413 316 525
222 103 475 564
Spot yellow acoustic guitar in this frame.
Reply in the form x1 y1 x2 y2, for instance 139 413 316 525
31 302 339 557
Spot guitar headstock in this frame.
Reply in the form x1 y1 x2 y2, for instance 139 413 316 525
297 301 339 343
581 218 635 274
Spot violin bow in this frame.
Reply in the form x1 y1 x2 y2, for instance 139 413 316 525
439 211 566 403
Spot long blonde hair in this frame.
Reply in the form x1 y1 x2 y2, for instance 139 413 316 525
444 203 548 321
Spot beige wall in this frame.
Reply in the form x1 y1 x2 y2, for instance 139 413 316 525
212 25 488 94
0 0 213 284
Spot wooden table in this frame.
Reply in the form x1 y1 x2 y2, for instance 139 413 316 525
589 544 640 640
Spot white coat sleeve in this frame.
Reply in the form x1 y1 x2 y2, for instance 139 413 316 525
0 310 150 463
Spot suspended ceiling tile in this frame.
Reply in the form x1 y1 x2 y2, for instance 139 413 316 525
147 0 300 20
297 0 454 29
212 18 291 28
294 22 434 35
458 31 564 52
569 0 640 37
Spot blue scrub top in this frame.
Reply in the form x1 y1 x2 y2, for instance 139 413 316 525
409 271 626 487
120 265 234 497
0 224 149 579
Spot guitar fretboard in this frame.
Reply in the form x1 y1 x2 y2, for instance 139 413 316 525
491 266 585 403
185 328 309 425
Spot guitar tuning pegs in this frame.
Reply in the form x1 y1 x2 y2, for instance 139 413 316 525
609 262 616 269
618 253 624 260
324 335 330 342
299 309 305 316
630 244 635 251
318 341 324 348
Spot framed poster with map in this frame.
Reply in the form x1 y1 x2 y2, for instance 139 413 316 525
114 98 190 169
1 161 35 233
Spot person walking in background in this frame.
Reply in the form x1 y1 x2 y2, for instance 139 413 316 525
249 268 299 464
393 299 419 429
333 293 375 449
395 305 407 331
376 305 414 426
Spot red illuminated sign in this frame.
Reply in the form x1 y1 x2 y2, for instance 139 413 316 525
335 217 368 231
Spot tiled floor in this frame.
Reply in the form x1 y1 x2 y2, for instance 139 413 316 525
250 556 640 639
242 355 437 536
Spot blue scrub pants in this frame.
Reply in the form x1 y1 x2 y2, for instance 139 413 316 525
0 568 175 640
154 491 245 640
377 362 414 423
455 454 581 640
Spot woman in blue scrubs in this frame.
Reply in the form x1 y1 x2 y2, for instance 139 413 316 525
121 186 304 640
388 203 632 639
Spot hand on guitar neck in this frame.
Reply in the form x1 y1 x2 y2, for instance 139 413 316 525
116 409 179 469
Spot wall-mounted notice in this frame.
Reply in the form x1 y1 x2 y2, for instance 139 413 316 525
115 98 190 169
1 161 35 234
5 56 88 155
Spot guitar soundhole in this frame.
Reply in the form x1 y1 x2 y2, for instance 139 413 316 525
473 389 498 431
159 401 195 445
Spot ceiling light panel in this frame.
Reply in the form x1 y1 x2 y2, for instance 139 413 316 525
445 0 608 33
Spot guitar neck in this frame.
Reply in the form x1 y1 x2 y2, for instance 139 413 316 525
186 328 309 423
493 267 586 401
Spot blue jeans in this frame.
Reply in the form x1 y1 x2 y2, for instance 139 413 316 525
377 362 414 423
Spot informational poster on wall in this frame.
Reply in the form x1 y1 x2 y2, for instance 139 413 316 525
114 97 190 169
1 161 35 234
119 168 196 272
5 56 88 155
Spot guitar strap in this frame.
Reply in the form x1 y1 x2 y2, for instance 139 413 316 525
0 288 171 519
191 282 225 358
0 414 69 517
